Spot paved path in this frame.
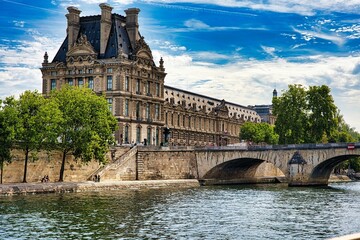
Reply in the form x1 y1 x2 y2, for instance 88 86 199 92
0 179 200 195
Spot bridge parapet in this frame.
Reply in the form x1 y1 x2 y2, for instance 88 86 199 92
196 142 360 152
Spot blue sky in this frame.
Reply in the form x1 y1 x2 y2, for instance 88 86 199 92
1 0 360 131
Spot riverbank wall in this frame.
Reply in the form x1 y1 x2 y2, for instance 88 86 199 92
1 146 283 184
0 179 200 195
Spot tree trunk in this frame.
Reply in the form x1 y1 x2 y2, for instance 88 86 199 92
22 147 29 183
0 160 3 184
59 150 67 182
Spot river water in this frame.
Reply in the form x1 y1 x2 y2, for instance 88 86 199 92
1 182 360 240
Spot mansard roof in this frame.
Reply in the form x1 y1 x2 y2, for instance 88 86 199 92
52 14 132 63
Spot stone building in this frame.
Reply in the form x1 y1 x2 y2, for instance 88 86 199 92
164 86 260 146
41 4 261 146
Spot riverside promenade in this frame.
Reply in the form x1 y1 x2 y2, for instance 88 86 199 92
0 179 200 195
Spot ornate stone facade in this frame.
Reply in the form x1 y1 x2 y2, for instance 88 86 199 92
41 4 261 146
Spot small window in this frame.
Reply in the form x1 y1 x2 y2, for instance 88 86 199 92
107 68 113 73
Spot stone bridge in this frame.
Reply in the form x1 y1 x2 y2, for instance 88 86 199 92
194 142 360 186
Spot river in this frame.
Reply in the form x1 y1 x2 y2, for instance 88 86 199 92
0 182 360 239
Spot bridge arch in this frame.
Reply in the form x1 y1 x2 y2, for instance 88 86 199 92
310 153 360 184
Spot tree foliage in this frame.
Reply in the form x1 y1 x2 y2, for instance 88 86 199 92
240 122 279 144
0 97 18 184
272 84 308 144
51 86 117 182
15 90 61 183
273 84 341 144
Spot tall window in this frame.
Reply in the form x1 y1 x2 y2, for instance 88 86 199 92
156 83 160 97
156 129 159 146
146 103 150 120
136 79 141 93
78 77 83 87
136 102 140 120
107 76 113 90
155 104 159 120
88 76 94 89
125 76 130 91
146 81 151 95
136 126 141 143
124 125 129 143
51 79 56 90
107 98 113 112
177 114 180 127
125 99 129 117
147 128 151 145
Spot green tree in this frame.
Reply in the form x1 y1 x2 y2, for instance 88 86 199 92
306 85 338 143
15 90 61 183
0 97 18 184
51 86 117 182
240 122 278 144
273 84 308 144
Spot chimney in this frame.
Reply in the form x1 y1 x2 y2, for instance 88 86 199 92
125 8 140 50
66 6 81 50
100 3 113 55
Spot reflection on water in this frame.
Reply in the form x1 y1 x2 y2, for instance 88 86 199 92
0 182 360 240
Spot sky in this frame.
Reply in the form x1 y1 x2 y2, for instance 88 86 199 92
1 0 360 131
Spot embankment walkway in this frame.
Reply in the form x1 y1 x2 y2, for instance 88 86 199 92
0 179 200 195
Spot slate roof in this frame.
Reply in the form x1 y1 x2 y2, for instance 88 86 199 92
52 14 132 63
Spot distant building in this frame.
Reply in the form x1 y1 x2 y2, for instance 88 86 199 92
40 4 261 146
251 89 277 125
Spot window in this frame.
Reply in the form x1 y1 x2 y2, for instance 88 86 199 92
156 128 159 146
136 126 141 143
107 98 113 112
156 83 160 97
125 76 130 91
136 79 141 93
107 68 113 73
51 79 56 90
146 81 151 95
146 103 150 120
78 77 83 87
51 71 57 76
88 76 94 89
177 114 180 127
78 69 83 74
155 104 159 120
147 128 151 145
107 76 113 90
125 99 129 117
124 125 129 144
67 70 73 75
88 69 93 74
66 78 73 86
136 102 140 120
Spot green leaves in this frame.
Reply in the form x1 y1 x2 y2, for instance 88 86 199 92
240 122 279 144
51 86 117 181
273 84 349 144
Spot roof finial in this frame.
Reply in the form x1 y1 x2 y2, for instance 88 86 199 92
43 52 49 64
159 57 164 70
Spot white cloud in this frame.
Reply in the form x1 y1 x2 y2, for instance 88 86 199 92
0 31 61 98
152 49 360 130
142 0 360 16
293 27 346 46
184 19 209 29
13 21 25 28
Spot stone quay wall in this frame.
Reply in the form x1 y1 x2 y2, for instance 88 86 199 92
2 146 283 184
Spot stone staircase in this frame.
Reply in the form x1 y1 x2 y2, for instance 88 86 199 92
89 146 138 181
